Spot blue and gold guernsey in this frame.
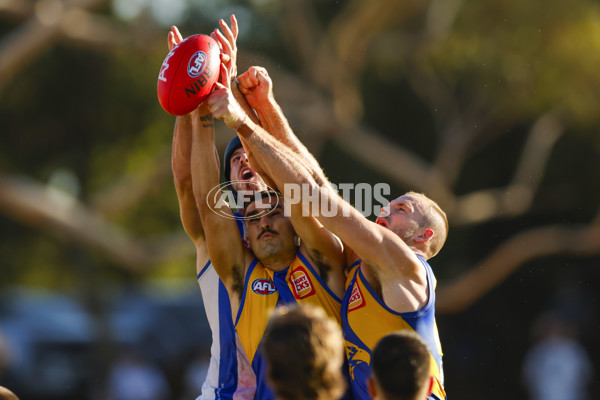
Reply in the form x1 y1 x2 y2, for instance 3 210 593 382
235 252 342 400
194 211 255 400
197 263 255 399
342 255 446 400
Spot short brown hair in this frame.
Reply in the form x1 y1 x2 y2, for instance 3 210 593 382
371 331 431 400
261 305 346 400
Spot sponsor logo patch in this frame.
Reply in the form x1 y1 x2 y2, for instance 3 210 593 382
290 266 315 299
348 282 365 312
251 279 277 295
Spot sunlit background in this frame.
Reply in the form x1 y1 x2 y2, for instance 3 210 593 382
1 0 599 399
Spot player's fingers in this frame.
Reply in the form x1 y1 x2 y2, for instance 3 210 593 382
255 68 271 85
214 29 232 55
219 18 235 46
254 66 267 77
171 26 183 43
238 85 250 95
243 67 258 86
237 71 252 89
219 63 230 88
230 14 239 40
210 31 221 50
251 67 261 86
167 31 176 50
214 82 227 91
206 84 227 109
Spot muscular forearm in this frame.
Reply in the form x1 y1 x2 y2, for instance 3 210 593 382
191 108 245 298
190 114 220 208
237 117 318 192
252 98 328 187
172 115 193 183
237 112 346 286
173 114 206 243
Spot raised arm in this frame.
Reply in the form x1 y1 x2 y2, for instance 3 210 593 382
208 67 346 293
237 67 328 187
210 17 277 190
190 97 248 312
170 22 248 313
236 66 344 258
227 72 424 288
168 26 212 274
173 113 204 244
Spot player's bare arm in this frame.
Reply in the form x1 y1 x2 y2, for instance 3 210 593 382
317 186 428 307
248 132 428 311
207 17 276 191
208 66 346 295
168 26 212 271
227 67 346 292
237 66 327 186
229 90 428 311
291 207 346 298
192 88 249 318
190 114 248 314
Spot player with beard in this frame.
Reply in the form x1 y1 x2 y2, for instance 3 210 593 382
174 21 348 400
206 63 448 400
193 69 348 398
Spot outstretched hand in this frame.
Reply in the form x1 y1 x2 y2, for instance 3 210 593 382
167 26 183 51
211 14 239 80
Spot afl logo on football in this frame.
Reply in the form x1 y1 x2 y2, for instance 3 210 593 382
187 51 208 78
252 279 277 295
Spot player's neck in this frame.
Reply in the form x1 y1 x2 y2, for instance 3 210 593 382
261 251 296 272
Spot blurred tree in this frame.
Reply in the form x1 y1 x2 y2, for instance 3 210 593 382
0 0 599 313
1 1 599 398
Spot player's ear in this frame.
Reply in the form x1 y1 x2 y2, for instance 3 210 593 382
414 228 433 243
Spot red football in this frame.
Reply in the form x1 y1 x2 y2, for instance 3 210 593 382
157 34 221 116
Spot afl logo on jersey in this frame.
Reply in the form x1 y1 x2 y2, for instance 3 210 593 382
291 267 315 299
348 282 365 312
187 51 207 78
252 279 277 295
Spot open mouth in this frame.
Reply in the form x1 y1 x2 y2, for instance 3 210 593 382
240 167 254 181
375 217 389 228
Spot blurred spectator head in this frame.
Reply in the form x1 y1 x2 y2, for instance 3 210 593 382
368 331 433 400
262 304 345 400
0 386 18 400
